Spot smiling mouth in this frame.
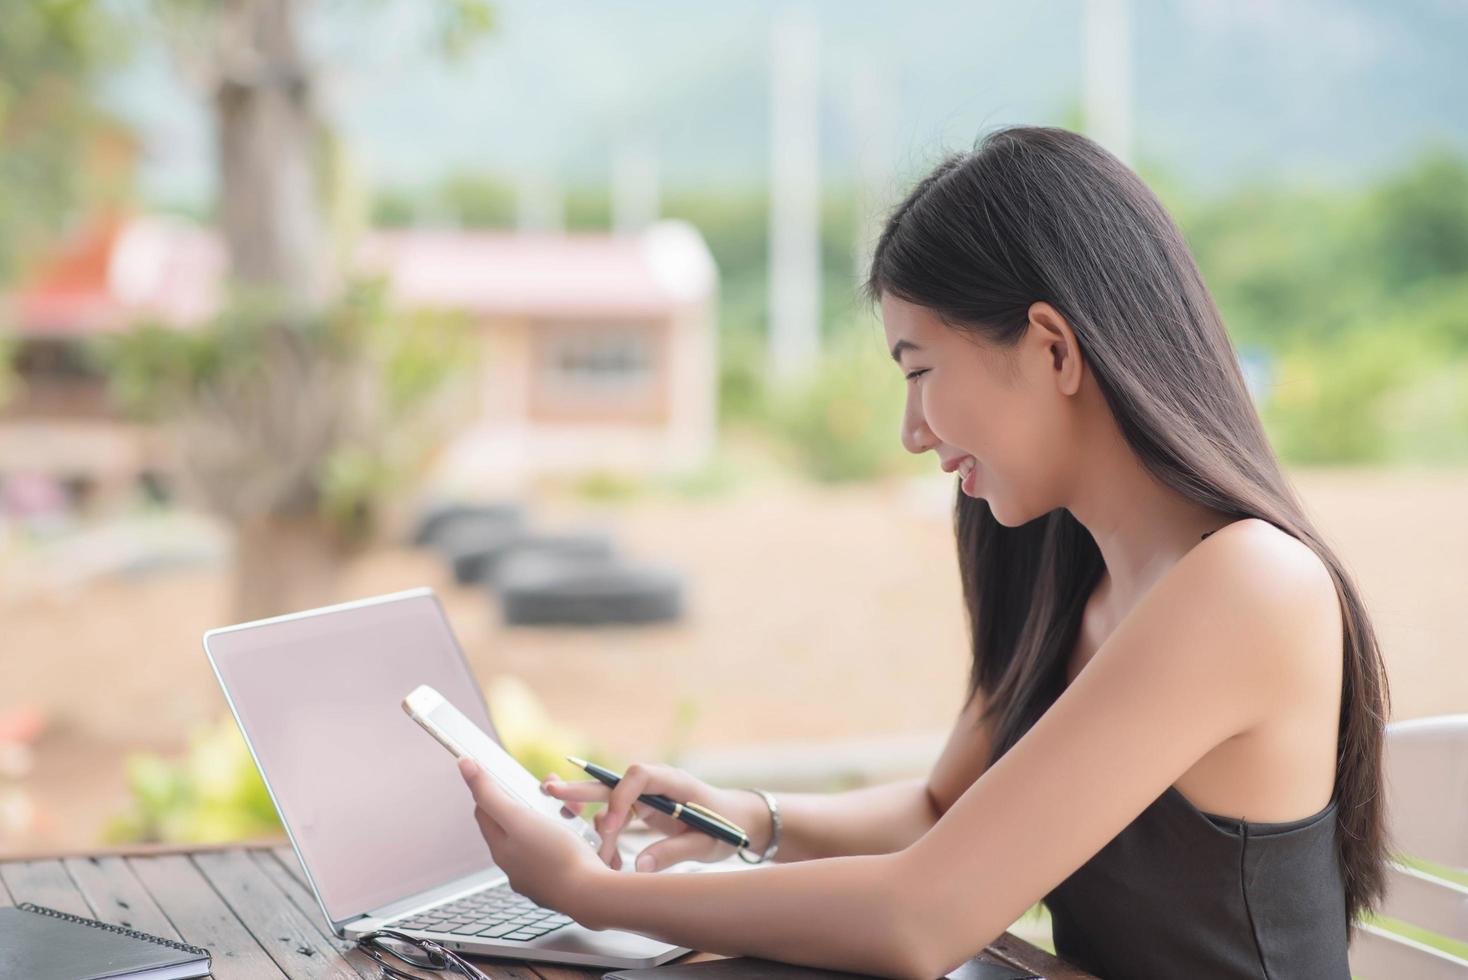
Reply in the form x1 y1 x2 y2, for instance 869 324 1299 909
941 455 975 475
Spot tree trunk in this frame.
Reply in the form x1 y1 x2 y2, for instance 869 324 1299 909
232 513 346 621
208 0 342 621
213 0 327 312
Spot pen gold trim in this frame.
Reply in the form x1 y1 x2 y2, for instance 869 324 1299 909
672 801 747 843
683 801 748 838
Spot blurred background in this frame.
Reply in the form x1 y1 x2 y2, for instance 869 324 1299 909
1 0 1465 926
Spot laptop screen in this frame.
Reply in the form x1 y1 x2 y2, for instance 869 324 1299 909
205 589 499 925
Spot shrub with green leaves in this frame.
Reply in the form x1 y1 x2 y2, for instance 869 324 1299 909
1262 278 1468 465
99 277 475 544
0 334 19 408
766 325 920 483
104 717 281 845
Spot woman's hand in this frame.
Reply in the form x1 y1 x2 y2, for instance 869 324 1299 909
542 762 770 872
458 757 611 919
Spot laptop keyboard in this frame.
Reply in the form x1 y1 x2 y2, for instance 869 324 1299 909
392 885 575 943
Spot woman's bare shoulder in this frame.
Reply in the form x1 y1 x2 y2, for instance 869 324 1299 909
1195 517 1335 600
1170 516 1341 680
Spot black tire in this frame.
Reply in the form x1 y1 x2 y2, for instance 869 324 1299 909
499 556 685 626
485 532 616 587
412 502 524 551
446 524 529 585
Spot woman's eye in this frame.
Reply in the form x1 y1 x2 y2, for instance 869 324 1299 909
904 369 929 382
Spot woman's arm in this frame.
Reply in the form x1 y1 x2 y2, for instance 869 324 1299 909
767 693 994 861
572 525 1340 978
582 852 927 977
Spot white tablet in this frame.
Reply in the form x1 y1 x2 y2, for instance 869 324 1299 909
402 683 602 850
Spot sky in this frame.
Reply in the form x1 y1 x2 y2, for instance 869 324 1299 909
98 0 1468 212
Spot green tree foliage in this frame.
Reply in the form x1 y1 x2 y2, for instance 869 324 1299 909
1184 149 1468 464
0 334 19 407
100 278 475 543
104 717 282 845
766 325 921 482
0 0 128 286
1365 148 1468 292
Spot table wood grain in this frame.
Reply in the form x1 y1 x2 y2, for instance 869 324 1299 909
0 841 1094 979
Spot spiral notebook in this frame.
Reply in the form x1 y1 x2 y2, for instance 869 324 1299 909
0 902 211 980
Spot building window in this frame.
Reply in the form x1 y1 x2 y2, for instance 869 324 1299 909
532 323 665 421
548 331 650 389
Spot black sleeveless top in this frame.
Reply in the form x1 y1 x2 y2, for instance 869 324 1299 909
1044 786 1349 979
1042 529 1351 979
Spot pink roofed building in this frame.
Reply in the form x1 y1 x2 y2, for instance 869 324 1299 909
0 214 719 503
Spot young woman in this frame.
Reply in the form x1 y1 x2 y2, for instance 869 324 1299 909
456 126 1389 980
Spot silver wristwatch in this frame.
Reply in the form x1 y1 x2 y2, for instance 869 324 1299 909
736 788 781 864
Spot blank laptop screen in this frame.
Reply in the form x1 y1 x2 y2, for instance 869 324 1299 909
205 590 498 925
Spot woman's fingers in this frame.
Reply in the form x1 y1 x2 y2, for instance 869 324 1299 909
596 763 663 865
461 759 520 842
540 774 584 815
543 763 717 866
592 810 618 866
473 805 506 849
638 806 686 835
633 829 723 873
541 777 609 804
461 759 504 814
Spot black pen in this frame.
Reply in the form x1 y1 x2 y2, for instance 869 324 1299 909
564 756 751 850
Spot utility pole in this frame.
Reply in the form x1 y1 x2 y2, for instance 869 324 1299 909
849 60 893 286
767 6 822 381
612 139 660 235
517 168 564 233
1083 0 1133 165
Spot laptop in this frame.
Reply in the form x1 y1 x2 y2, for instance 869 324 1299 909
202 587 692 968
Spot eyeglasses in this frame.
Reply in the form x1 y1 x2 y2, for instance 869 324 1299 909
355 928 493 980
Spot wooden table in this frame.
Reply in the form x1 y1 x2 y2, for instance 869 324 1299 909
0 840 1093 979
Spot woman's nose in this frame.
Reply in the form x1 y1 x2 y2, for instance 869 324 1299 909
902 418 938 455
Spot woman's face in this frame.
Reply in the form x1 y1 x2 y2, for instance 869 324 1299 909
880 293 1075 526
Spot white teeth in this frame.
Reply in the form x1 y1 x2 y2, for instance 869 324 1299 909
958 458 975 479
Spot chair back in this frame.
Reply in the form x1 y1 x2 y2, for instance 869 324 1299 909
1349 714 1468 977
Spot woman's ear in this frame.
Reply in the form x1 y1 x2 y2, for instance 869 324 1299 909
1026 301 1084 396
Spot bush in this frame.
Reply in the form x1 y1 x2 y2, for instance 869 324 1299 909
0 335 19 408
104 718 282 845
1179 149 1468 466
571 470 646 504
1260 275 1468 465
765 324 920 483
1364 148 1468 293
99 277 475 545
717 326 772 427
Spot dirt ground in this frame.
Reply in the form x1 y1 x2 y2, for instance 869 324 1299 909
3 468 1466 854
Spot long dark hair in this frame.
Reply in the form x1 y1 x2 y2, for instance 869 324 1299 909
865 126 1389 924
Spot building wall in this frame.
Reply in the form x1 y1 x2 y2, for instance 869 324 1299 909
432 300 717 488
526 317 671 425
665 294 719 468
